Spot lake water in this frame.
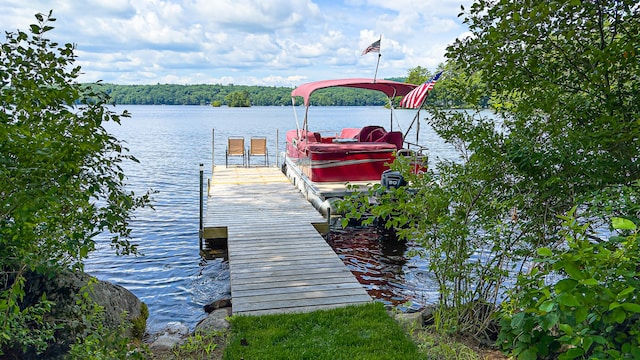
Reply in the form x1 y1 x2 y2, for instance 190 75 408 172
85 105 460 334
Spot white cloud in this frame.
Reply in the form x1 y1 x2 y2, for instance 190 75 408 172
0 0 473 85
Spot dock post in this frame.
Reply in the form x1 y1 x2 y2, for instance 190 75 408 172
326 207 331 242
199 163 204 250
211 128 216 175
276 129 279 167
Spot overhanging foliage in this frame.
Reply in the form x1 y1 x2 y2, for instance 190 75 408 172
340 1 640 356
1 11 152 357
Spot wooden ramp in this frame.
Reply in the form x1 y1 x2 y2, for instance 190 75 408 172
203 166 371 315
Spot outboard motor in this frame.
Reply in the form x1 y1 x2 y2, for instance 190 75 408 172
381 169 406 189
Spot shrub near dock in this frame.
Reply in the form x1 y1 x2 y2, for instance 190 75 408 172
341 0 640 357
498 212 640 359
1 11 152 358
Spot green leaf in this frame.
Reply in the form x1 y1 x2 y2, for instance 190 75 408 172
609 302 621 310
539 300 554 313
592 335 607 344
558 335 573 344
582 337 594 352
575 307 588 323
612 308 626 323
557 293 580 307
612 217 637 231
579 278 598 286
537 247 553 256
607 349 622 358
542 312 559 330
511 312 525 328
555 278 578 292
617 286 635 298
559 323 573 335
561 347 584 359
79 245 89 258
563 262 585 280
519 348 537 360
621 303 640 313
519 333 531 343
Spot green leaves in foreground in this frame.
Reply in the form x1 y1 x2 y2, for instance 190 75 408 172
1 11 151 357
224 302 421 360
497 212 640 359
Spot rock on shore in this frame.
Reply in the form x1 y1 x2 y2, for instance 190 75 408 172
21 270 147 357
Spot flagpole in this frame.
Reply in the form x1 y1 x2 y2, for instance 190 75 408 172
373 54 381 83
373 35 381 83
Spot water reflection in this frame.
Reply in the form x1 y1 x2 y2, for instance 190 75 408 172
327 225 439 312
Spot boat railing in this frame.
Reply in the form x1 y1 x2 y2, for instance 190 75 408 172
403 141 428 153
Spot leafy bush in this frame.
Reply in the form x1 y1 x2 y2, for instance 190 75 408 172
131 302 149 340
340 0 639 346
338 152 506 340
67 283 149 360
498 209 640 359
172 331 221 359
1 11 151 357
0 269 57 357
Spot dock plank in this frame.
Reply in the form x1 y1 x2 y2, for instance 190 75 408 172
233 294 373 314
204 166 370 315
229 266 354 280
231 276 363 291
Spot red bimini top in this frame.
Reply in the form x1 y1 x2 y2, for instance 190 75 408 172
291 78 417 106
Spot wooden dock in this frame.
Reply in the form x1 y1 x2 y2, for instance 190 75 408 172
202 166 371 315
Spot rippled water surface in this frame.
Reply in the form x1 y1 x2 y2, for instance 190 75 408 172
85 105 461 333
327 227 440 312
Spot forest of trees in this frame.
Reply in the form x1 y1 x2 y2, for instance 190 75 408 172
91 71 475 108
94 82 394 106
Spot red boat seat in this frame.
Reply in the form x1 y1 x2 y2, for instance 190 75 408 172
357 126 387 142
340 128 361 139
306 142 396 153
378 131 404 149
303 131 321 142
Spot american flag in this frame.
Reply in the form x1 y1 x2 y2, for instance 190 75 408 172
400 71 443 109
361 39 381 55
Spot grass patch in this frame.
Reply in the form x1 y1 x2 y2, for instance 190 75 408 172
223 302 421 360
413 331 482 360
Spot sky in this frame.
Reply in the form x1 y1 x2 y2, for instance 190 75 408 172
0 0 473 87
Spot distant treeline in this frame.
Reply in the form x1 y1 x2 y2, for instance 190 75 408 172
89 74 478 108
91 83 394 107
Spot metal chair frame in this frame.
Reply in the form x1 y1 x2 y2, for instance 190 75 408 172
248 136 268 167
226 136 246 167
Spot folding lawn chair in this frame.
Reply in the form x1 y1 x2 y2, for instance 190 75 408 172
226 136 246 167
248 136 268 167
